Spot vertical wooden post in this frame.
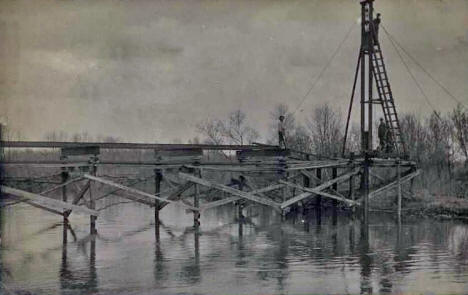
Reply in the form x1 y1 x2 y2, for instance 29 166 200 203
315 168 322 209
61 167 69 222
397 160 402 220
154 169 162 229
89 155 98 234
332 167 338 209
193 168 201 228
303 169 310 214
238 175 245 220
363 153 370 224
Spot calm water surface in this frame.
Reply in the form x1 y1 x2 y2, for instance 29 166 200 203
2 201 468 295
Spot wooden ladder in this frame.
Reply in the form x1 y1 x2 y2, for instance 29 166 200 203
370 37 407 155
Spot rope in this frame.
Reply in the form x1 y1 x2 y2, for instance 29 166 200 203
382 25 467 109
290 23 355 117
382 25 441 119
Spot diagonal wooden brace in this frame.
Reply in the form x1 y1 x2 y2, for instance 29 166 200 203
280 168 360 208
2 186 99 216
83 174 199 211
178 172 282 212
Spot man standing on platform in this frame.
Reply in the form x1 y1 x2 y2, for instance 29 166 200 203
378 118 387 151
373 13 381 42
278 115 287 149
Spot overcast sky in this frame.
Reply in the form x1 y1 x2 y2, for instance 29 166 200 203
1 0 467 142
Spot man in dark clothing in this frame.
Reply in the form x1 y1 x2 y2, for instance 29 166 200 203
386 126 393 153
278 116 287 149
373 13 381 42
378 118 387 151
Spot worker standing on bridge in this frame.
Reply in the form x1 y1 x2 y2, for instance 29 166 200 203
378 118 387 151
373 13 381 42
278 116 287 149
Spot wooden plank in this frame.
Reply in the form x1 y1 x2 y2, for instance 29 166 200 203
5 195 65 216
237 149 290 159
178 172 282 211
155 148 203 159
83 174 199 211
280 168 360 208
1 186 99 216
108 190 155 207
3 141 276 151
250 183 285 194
158 182 194 210
368 170 420 200
61 146 100 156
280 180 358 207
287 161 350 171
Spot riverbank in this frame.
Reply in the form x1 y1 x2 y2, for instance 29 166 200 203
405 193 468 220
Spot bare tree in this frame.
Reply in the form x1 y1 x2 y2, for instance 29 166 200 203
450 104 468 163
307 103 342 157
426 111 453 174
288 124 313 153
400 113 429 162
222 110 259 145
196 118 226 145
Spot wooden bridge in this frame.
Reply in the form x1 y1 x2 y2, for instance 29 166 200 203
1 140 419 234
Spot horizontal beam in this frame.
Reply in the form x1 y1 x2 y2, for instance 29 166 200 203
178 172 281 212
2 141 275 151
2 186 99 216
83 174 199 211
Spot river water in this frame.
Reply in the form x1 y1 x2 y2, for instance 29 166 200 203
2 201 468 295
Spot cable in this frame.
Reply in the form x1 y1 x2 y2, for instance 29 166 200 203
290 23 356 117
382 25 467 109
382 25 441 119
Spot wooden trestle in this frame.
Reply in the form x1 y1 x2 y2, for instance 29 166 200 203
1 141 419 233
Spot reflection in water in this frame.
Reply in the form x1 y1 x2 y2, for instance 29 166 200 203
359 218 372 295
2 203 468 294
60 220 98 294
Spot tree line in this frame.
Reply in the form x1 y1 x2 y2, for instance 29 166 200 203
196 103 468 169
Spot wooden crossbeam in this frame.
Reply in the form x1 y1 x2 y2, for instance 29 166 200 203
367 170 420 201
300 170 347 198
2 186 99 216
64 181 91 217
178 172 282 212
249 183 284 195
199 197 240 211
39 176 85 195
61 146 100 156
287 161 350 171
72 181 91 205
280 180 358 207
3 141 274 151
158 182 194 210
199 179 286 211
83 174 199 211
280 168 360 208
369 171 413 197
